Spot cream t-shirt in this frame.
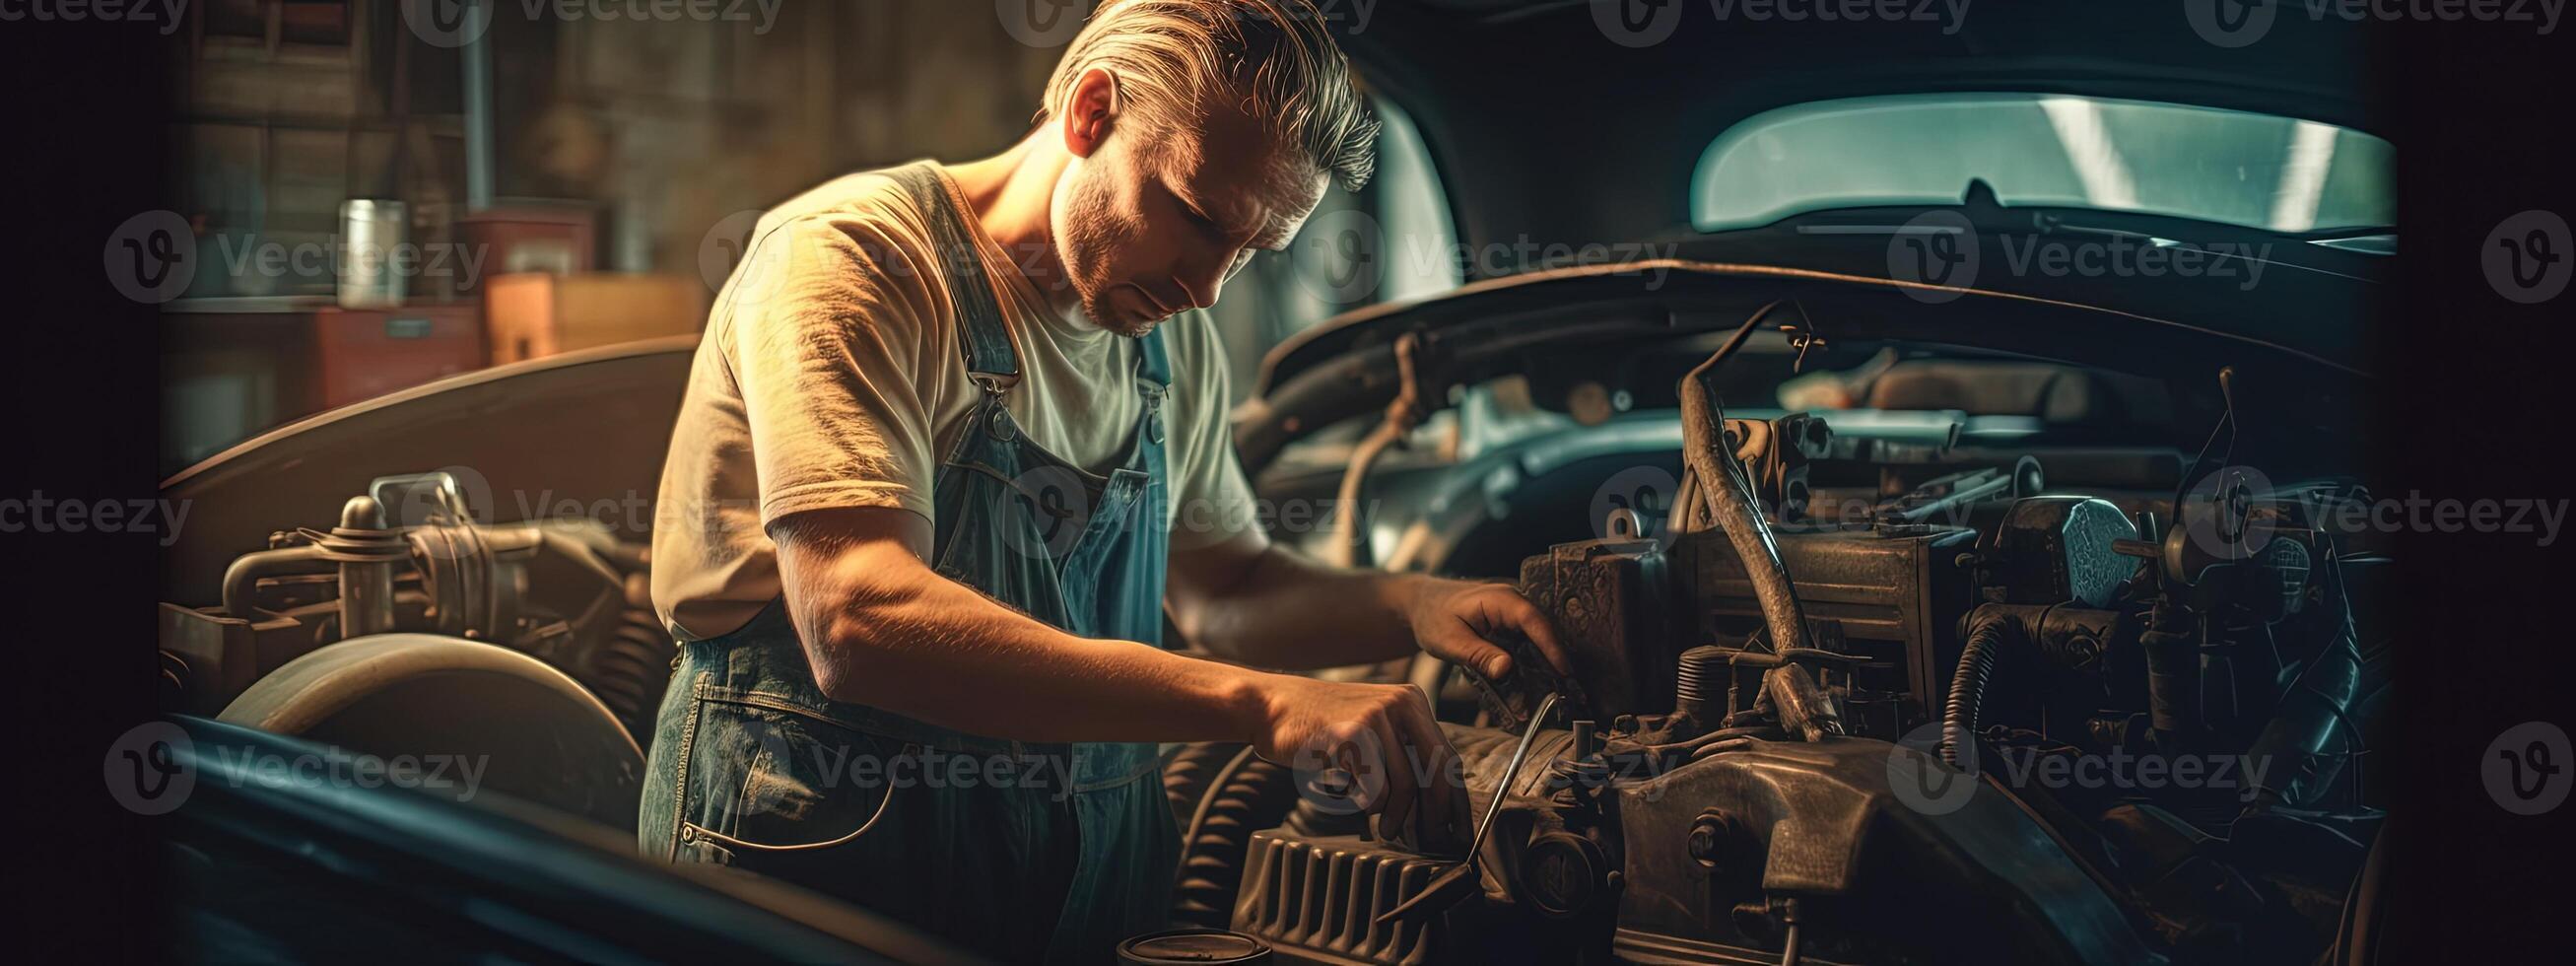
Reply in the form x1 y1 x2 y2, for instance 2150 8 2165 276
650 165 1256 642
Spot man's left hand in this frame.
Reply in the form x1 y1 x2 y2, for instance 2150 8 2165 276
1397 577 1574 681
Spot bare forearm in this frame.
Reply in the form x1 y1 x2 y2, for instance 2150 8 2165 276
782 547 1271 745
1182 543 1435 670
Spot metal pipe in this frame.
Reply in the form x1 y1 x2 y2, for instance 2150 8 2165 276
221 545 336 621
1334 332 1427 568
460 0 496 210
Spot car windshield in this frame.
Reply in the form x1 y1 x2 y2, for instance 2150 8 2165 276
1691 94 2395 235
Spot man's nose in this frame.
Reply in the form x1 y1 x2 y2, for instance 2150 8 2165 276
1178 247 1256 311
1176 262 1227 312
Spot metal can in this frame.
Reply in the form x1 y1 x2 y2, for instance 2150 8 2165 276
1117 929 1272 965
337 199 408 309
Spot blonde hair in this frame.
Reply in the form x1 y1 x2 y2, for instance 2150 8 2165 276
1035 0 1381 192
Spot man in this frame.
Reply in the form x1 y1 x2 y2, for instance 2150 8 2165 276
642 2 1568 960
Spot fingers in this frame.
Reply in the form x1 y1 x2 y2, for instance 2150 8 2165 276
1442 630 1517 681
1463 586 1575 677
1389 687 1462 843
1367 709 1418 837
1499 589 1575 676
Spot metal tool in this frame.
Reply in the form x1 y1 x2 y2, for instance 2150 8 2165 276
1374 691 1563 926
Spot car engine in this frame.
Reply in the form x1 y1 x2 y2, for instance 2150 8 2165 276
1189 393 2382 963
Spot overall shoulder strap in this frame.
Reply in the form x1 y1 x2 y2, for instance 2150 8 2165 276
883 162 1019 392
1136 324 1171 391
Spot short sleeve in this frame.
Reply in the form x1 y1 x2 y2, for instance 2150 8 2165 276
724 216 943 528
1165 316 1260 551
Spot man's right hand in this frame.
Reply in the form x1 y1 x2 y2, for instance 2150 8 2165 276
1250 674 1465 850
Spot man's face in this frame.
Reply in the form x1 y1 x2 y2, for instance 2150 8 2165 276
1050 95 1330 337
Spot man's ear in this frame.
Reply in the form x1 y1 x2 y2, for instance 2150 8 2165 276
1061 67 1119 159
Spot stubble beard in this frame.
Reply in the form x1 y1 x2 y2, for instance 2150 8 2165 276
1057 167 1157 339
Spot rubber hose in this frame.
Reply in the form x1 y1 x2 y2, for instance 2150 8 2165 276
1941 615 2019 767
1679 366 1809 654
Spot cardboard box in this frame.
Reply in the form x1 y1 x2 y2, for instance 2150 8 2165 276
485 273 708 365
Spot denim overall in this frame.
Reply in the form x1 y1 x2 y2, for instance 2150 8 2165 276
640 163 1180 964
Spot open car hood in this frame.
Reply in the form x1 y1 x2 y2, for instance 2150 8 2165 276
1236 258 2372 475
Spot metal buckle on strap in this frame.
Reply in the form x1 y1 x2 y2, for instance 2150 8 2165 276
968 371 1020 396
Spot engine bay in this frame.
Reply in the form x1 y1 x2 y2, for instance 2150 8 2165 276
1204 332 2385 963
157 323 2387 966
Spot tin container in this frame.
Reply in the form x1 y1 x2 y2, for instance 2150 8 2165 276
337 199 408 310
1117 929 1271 965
